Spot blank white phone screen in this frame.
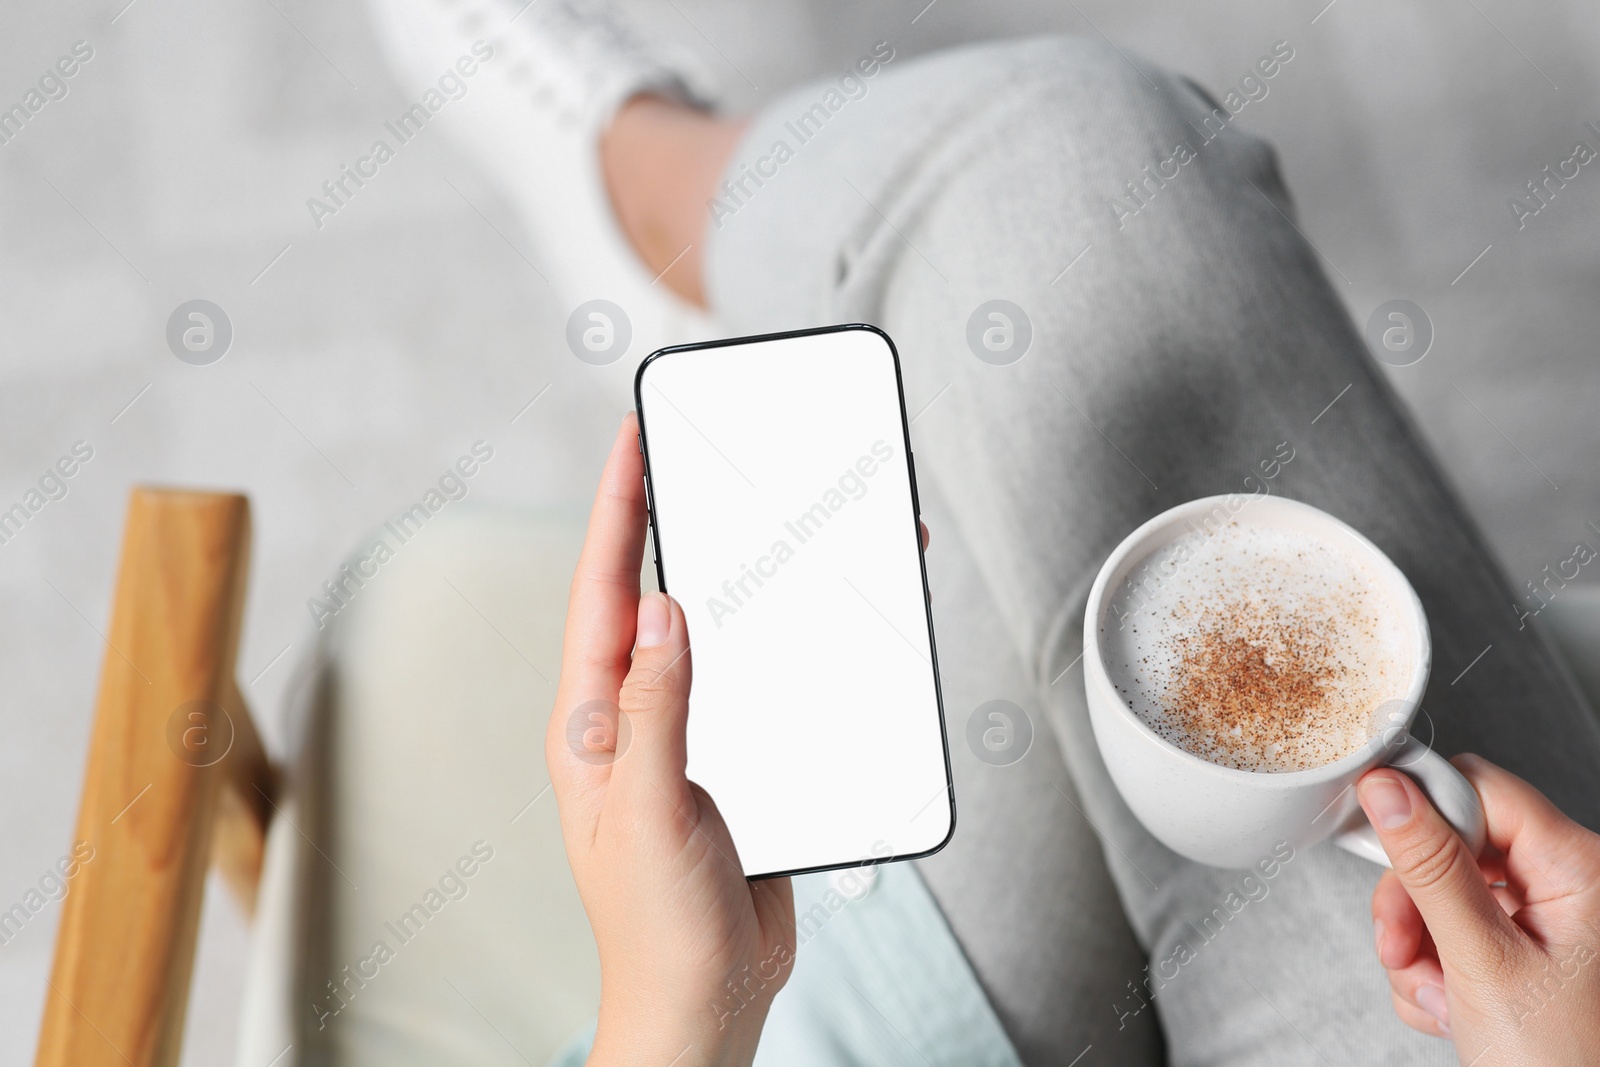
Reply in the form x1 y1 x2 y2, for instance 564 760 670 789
636 326 953 878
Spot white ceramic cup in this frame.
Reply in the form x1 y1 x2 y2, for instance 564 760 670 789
1082 494 1487 869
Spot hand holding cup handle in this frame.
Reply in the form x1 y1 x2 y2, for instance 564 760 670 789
1356 754 1600 1061
1332 731 1487 867
1082 497 1600 1061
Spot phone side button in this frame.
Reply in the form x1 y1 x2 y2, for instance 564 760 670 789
637 433 643 452
908 450 922 516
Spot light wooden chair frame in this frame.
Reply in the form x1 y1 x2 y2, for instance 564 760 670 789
35 488 276 1067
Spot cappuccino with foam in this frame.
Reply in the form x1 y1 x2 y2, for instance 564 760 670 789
1101 518 1416 772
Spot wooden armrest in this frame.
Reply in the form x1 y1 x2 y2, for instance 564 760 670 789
35 488 274 1067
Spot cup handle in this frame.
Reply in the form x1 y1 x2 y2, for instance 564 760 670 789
1332 737 1488 867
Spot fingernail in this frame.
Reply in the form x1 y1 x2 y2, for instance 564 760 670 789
1372 918 1387 961
636 592 670 648
1360 774 1413 829
1415 983 1450 1034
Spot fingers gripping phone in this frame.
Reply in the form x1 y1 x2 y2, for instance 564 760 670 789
634 324 955 880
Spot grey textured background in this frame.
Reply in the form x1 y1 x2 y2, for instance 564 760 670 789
1 0 1595 1063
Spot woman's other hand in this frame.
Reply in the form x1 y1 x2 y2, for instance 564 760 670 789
1359 754 1600 1064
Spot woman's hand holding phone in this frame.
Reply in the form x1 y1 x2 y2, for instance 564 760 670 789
548 414 795 1066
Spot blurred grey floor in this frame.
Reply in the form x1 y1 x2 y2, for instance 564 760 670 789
1 1 1596 1064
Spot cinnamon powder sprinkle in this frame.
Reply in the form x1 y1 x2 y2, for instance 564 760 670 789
1153 598 1361 771
1106 523 1409 773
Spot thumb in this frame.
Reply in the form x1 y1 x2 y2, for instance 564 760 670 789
614 592 692 789
1358 768 1521 979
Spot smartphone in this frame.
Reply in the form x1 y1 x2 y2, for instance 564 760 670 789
634 324 955 880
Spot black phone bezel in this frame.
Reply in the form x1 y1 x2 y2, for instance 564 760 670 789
632 322 956 881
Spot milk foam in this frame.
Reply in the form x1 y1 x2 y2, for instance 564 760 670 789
1100 519 1416 773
